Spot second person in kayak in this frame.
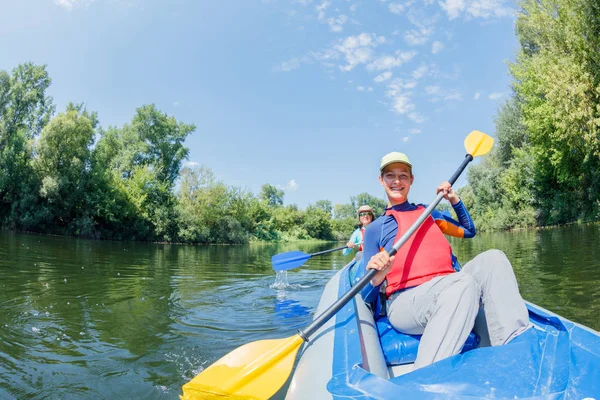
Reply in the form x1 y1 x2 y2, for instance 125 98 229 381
343 205 375 256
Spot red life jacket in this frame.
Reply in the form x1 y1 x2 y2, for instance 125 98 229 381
385 205 455 298
359 228 365 251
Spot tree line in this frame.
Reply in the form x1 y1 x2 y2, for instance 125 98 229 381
0 63 386 244
459 0 600 230
7 0 598 246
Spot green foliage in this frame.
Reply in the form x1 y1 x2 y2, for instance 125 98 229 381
303 204 333 240
0 63 54 227
0 63 395 244
350 192 387 217
314 199 333 216
463 0 600 230
33 104 97 234
260 184 284 207
511 0 600 224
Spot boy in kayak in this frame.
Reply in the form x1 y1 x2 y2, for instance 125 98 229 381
357 151 531 370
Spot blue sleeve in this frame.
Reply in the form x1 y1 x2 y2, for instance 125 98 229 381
355 220 384 304
452 200 476 238
429 200 476 239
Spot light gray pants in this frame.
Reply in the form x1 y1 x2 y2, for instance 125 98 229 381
387 249 531 370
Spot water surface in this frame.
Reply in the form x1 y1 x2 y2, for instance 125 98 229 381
0 224 599 399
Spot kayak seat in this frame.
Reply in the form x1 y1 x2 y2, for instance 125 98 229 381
376 316 480 366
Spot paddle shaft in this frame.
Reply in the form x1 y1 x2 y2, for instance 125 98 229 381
299 153 474 340
311 245 350 257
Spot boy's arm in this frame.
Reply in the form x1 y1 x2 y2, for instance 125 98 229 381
356 223 382 303
431 200 476 238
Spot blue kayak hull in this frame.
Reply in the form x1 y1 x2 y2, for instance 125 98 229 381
286 260 600 400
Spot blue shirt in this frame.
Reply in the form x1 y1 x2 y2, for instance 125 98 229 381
343 228 363 256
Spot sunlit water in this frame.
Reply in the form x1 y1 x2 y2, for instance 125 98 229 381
0 224 599 399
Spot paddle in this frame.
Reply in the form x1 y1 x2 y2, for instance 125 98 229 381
180 130 494 400
271 245 357 271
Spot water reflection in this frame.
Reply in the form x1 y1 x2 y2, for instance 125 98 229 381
0 225 599 399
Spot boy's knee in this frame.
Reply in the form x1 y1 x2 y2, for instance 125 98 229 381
476 249 508 264
455 274 480 302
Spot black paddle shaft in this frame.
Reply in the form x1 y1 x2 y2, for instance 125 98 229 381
311 246 350 257
298 153 474 341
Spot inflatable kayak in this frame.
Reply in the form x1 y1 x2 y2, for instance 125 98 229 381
285 259 600 399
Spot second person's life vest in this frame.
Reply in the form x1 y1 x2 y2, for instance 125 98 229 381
359 227 365 251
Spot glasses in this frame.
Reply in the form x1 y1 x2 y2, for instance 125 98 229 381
359 212 372 217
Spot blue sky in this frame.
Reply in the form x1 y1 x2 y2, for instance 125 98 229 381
1 0 518 208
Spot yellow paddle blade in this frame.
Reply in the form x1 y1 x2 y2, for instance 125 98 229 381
464 130 494 157
180 335 305 400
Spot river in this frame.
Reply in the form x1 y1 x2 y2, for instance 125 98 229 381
0 223 598 399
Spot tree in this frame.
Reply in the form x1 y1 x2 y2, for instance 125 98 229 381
333 203 355 219
511 0 600 223
303 204 333 240
350 192 386 217
33 103 98 235
92 105 195 241
260 184 284 207
314 199 333 216
0 63 54 226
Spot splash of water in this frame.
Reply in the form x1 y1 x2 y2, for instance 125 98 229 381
270 271 290 289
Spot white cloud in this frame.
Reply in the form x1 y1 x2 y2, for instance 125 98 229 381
273 57 302 72
173 101 180 107
432 41 444 54
389 3 406 14
183 161 200 168
407 8 439 30
404 28 434 46
402 136 410 142
467 0 513 18
335 33 386 71
489 92 504 100
326 14 348 32
438 0 512 20
474 92 481 100
425 85 462 102
357 86 365 91
409 128 422 134
444 91 463 101
315 3 349 32
286 179 299 191
374 71 393 83
408 112 425 123
316 1 330 20
411 64 428 79
425 85 441 96
392 95 415 114
385 79 418 116
386 78 418 96
439 0 465 19
366 50 416 71
54 0 91 9
389 0 416 14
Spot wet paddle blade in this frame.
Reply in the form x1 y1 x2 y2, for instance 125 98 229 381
465 130 494 157
271 251 311 271
181 335 305 400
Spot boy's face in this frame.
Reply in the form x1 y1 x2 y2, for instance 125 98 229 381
379 163 413 205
